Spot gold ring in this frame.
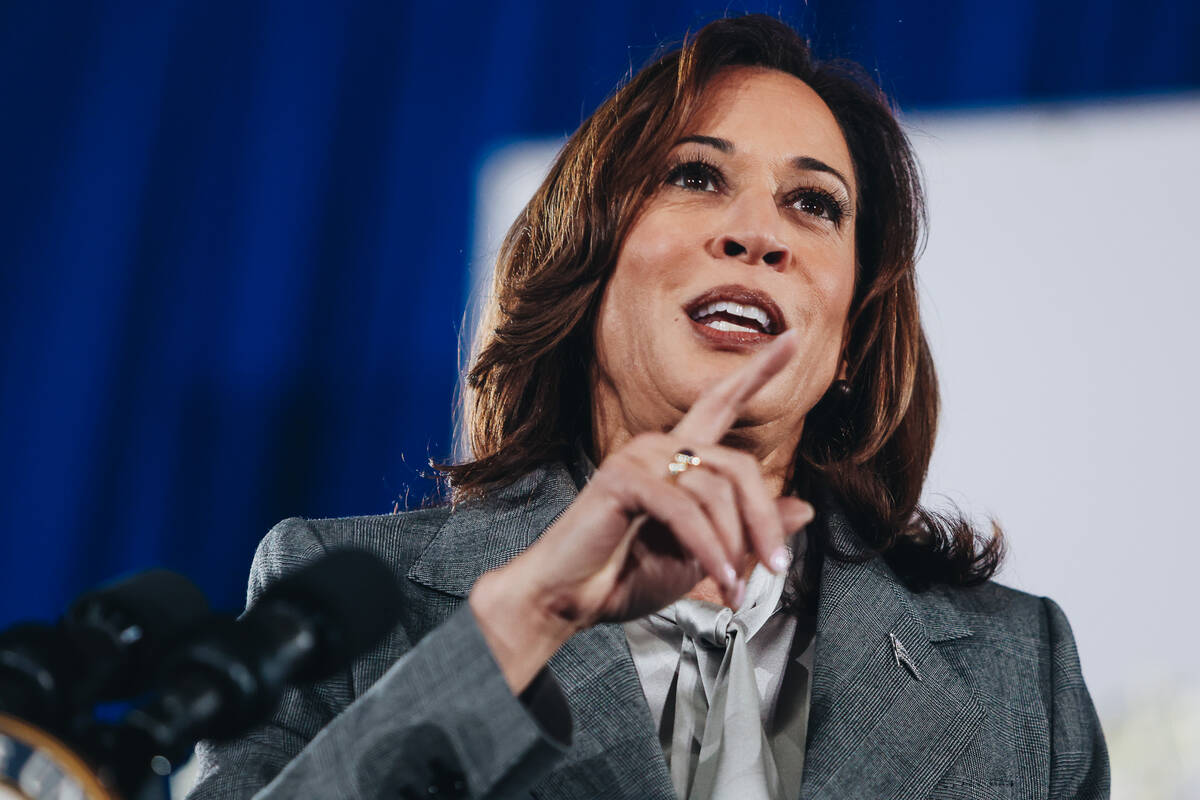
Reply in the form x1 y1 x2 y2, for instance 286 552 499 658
667 448 702 479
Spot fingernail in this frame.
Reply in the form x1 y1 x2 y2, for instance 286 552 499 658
721 563 738 589
733 579 746 609
769 547 791 573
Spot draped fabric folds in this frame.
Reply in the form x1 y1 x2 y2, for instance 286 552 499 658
625 562 815 800
668 569 787 799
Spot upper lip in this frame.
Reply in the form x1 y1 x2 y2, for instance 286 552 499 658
684 284 786 334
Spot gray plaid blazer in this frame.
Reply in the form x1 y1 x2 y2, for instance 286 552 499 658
188 464 1109 799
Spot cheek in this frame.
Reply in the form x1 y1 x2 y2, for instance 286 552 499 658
619 205 699 275
802 245 856 336
603 217 691 319
593 282 629 365
827 267 855 333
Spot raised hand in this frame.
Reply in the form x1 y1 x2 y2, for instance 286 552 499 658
469 330 815 692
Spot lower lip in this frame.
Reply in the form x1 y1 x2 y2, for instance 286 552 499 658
688 317 779 349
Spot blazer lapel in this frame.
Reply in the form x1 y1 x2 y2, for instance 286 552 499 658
406 464 675 800
800 510 984 800
533 623 676 800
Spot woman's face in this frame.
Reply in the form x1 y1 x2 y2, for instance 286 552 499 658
592 66 858 465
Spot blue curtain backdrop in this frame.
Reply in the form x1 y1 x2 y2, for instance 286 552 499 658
2 0 1197 625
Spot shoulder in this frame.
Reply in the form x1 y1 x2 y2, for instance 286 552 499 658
909 579 1090 707
916 579 1077 653
245 506 463 695
246 505 454 604
246 463 575 602
942 581 1092 703
912 582 1109 794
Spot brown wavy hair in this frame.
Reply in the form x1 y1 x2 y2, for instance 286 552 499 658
440 14 1003 593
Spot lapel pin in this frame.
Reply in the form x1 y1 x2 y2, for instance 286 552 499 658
889 633 923 681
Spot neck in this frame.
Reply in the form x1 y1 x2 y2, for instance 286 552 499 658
589 380 802 499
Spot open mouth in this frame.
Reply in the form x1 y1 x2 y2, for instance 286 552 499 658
684 285 786 340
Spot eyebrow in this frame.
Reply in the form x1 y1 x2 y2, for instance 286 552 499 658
674 134 855 199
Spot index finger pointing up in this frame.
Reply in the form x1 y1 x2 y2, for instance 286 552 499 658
671 329 801 444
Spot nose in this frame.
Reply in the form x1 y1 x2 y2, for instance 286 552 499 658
709 192 790 268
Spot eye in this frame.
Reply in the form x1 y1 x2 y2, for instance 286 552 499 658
666 159 723 193
787 188 847 226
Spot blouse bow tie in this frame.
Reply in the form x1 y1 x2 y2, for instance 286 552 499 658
661 563 788 800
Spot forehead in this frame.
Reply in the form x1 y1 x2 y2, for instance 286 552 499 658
685 67 854 186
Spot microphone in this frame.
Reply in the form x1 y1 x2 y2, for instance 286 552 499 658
0 622 77 726
0 569 211 729
65 568 213 703
0 569 213 800
121 549 402 770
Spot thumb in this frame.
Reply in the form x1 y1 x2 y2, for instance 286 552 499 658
776 496 815 536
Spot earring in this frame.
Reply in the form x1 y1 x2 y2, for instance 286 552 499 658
826 379 855 455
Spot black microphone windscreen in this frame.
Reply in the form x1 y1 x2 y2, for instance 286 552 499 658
254 549 402 679
68 569 210 638
65 569 212 698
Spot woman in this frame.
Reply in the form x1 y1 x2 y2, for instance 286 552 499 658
190 14 1108 800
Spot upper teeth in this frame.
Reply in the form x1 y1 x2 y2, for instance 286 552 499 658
695 300 772 332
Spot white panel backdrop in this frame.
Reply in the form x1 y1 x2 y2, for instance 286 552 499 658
468 95 1200 798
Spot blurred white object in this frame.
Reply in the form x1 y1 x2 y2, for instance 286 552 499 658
170 753 198 799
